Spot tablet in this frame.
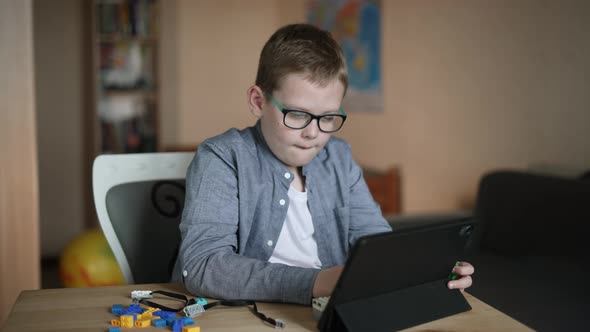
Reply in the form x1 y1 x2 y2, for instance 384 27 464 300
318 217 475 332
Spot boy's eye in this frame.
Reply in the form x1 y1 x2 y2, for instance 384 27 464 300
287 111 309 119
320 115 337 123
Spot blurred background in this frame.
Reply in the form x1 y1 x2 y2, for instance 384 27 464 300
2 0 590 325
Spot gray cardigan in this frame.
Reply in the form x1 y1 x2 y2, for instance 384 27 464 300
173 122 391 304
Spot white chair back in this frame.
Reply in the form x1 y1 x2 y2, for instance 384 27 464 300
93 152 194 284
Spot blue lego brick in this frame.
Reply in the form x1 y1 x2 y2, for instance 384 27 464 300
111 304 124 315
152 318 167 327
195 298 208 306
120 309 141 317
165 318 176 326
108 327 121 332
182 317 195 325
153 310 176 319
126 305 143 314
172 319 185 332
128 304 141 311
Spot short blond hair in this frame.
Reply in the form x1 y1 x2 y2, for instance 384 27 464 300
255 24 348 94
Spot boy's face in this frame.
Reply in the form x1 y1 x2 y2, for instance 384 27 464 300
255 73 345 173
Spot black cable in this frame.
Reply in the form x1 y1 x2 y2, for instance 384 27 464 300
139 290 189 312
249 302 285 328
137 291 285 328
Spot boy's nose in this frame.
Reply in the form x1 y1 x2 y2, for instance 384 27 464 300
302 119 319 139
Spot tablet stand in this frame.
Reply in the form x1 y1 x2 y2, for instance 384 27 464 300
329 279 471 331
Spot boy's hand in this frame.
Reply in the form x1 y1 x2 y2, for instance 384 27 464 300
312 265 344 298
447 261 474 291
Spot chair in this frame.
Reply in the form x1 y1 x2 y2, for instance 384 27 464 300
363 166 401 215
93 152 194 284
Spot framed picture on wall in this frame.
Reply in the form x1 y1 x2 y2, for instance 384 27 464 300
307 0 382 112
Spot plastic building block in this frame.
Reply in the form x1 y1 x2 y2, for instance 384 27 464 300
183 303 205 317
131 290 153 300
165 318 176 326
312 296 330 320
135 318 151 327
182 326 200 332
172 319 185 332
141 307 160 318
153 310 176 319
127 304 143 314
111 304 124 315
182 317 195 325
152 318 167 327
108 327 121 332
110 318 121 326
195 298 208 306
121 309 140 317
120 315 134 328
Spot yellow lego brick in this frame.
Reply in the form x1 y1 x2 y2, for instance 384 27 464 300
182 326 200 332
135 318 151 328
140 304 159 311
110 319 121 326
142 308 160 318
120 315 134 328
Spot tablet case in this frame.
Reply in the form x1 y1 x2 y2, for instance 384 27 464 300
318 218 474 332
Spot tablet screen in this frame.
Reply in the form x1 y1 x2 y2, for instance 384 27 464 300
318 217 474 331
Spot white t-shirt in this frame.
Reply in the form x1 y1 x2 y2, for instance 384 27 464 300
268 186 322 269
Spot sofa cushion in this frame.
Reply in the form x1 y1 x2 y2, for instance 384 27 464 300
475 171 590 256
467 252 590 331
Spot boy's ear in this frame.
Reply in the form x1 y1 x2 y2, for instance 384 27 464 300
247 85 265 118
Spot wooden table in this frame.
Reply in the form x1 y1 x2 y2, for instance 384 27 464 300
2 283 533 332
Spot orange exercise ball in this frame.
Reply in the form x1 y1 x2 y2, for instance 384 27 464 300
59 229 125 287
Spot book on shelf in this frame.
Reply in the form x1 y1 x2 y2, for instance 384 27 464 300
94 0 159 155
99 40 155 90
99 97 156 153
97 0 157 37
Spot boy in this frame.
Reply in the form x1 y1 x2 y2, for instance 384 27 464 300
173 24 473 305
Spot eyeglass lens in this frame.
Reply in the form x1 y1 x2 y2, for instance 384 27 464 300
284 111 344 132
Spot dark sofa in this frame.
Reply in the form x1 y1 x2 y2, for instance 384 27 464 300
388 170 590 331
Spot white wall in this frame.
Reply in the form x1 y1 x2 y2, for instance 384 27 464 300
160 0 307 148
360 0 590 211
169 0 590 212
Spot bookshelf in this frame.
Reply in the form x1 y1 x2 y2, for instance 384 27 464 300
90 0 160 155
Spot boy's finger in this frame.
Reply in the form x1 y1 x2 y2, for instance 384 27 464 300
452 262 475 276
457 261 474 268
448 275 472 290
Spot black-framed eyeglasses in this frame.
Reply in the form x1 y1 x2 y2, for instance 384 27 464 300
266 92 347 133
